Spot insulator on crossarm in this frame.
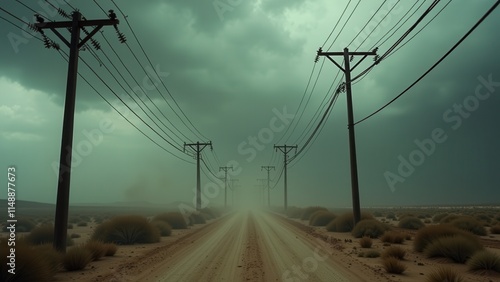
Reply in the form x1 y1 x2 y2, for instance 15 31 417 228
91 38 101 50
28 22 39 33
115 27 127 43
373 55 380 64
108 10 117 20
57 8 70 19
314 47 322 63
42 34 51 49
51 40 60 50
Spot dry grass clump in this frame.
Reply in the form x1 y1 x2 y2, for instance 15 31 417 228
152 220 172 236
104 243 118 256
301 206 328 220
0 241 58 281
153 212 188 229
413 224 479 252
423 235 483 263
467 250 500 273
25 224 74 246
432 213 449 223
380 231 406 244
91 215 160 245
2 217 36 232
84 240 107 261
62 246 92 271
359 236 372 248
189 212 206 224
450 216 487 236
381 257 407 274
439 214 460 224
309 211 336 226
385 213 396 220
490 225 500 234
398 216 425 230
382 246 406 260
351 219 390 238
358 250 380 258
425 267 464 282
326 212 373 233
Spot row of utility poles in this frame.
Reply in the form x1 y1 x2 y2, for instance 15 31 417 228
36 5 375 254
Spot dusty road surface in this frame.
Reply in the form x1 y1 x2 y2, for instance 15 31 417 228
105 210 380 282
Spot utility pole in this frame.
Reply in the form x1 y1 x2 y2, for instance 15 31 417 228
184 141 213 210
261 166 275 207
219 166 233 208
256 178 267 206
229 178 239 206
35 11 118 253
316 47 377 225
274 145 297 212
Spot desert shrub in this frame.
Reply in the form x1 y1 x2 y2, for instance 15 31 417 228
152 220 172 236
301 206 328 220
104 243 118 256
450 216 487 236
380 231 405 244
426 267 464 282
432 213 449 223
359 250 380 258
397 213 414 221
25 224 74 246
398 217 425 230
475 214 492 224
2 217 36 232
424 235 483 263
84 241 107 261
373 211 383 217
440 214 460 224
200 207 220 219
91 215 160 245
467 250 500 273
351 219 390 238
326 212 373 233
309 211 336 226
385 213 396 220
70 233 81 239
153 212 188 229
359 237 372 248
36 244 62 277
189 212 206 224
0 241 55 281
381 257 407 274
62 246 92 271
424 219 431 224
414 224 480 252
382 246 406 260
77 221 88 227
490 225 500 234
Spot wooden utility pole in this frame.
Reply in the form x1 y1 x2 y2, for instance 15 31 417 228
184 142 212 210
35 11 118 252
316 47 377 225
261 166 275 207
219 166 233 208
274 145 297 212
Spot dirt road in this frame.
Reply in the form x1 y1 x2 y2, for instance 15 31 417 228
120 210 374 282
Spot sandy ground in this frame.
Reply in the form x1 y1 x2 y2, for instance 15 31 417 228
50 211 500 282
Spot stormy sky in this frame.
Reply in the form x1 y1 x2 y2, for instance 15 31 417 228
1 0 499 208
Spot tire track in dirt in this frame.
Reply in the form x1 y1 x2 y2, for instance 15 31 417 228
242 212 265 281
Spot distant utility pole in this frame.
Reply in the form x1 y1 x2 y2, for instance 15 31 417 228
219 166 233 208
184 141 213 210
256 178 267 206
316 47 377 225
261 166 275 207
35 11 119 253
274 145 297 212
229 178 239 206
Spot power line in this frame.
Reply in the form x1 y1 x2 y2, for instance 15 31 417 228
347 0 388 48
322 0 352 47
355 0 500 125
327 0 362 50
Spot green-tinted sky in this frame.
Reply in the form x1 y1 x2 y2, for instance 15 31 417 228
1 1 499 208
